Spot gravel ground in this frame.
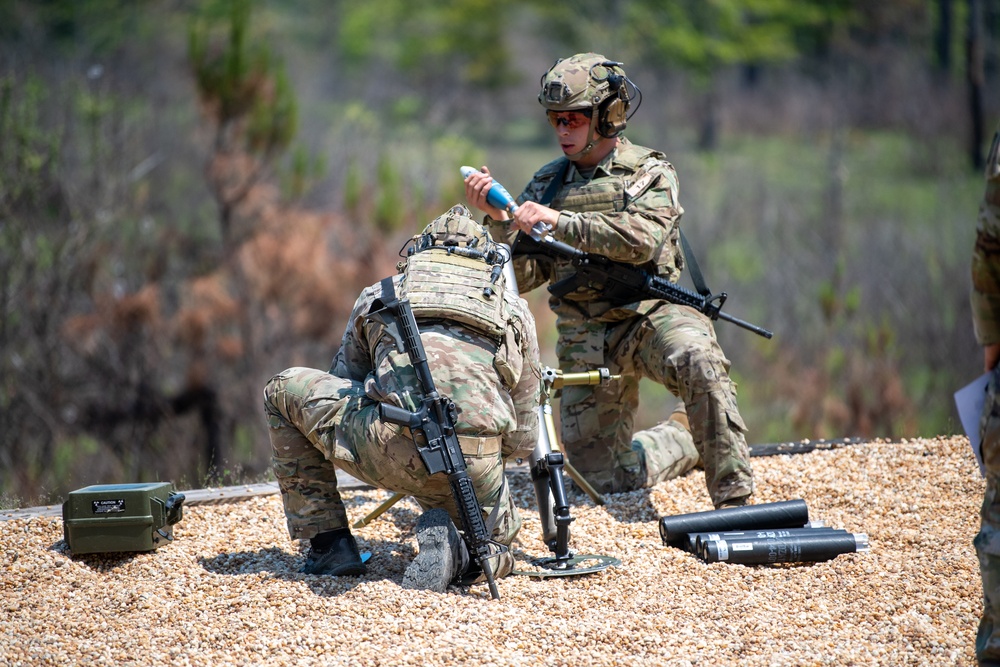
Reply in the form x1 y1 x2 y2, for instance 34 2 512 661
0 436 984 666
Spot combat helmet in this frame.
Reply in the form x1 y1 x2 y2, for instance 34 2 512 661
407 204 502 264
538 53 641 144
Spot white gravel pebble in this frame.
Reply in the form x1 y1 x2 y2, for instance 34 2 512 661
0 436 983 666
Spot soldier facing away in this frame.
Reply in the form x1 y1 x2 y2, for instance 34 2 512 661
972 120 1000 666
263 205 541 590
464 53 754 508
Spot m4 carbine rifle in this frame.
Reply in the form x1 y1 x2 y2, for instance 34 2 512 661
513 232 773 339
368 277 504 600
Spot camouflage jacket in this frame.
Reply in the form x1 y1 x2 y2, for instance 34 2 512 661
487 137 686 322
973 122 1000 346
330 274 541 460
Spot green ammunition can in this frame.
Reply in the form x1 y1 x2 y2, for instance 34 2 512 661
62 482 185 555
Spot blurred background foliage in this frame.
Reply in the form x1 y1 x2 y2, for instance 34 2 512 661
1 0 997 505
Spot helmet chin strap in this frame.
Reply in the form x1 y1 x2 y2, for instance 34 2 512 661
565 142 595 161
563 112 601 161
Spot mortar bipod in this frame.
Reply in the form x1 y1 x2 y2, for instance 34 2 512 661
518 366 621 577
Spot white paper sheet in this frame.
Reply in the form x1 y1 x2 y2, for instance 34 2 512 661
955 372 990 477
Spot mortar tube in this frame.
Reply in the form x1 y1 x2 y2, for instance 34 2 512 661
691 525 844 555
702 532 869 565
658 499 810 547
530 404 560 548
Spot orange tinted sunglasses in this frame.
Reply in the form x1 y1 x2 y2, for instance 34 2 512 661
546 110 592 129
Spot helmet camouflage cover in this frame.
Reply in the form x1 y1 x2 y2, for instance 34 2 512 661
538 52 627 112
412 204 494 252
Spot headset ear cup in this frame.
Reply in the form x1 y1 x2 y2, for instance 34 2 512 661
599 96 628 137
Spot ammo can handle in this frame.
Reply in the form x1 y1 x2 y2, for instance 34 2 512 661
165 492 186 525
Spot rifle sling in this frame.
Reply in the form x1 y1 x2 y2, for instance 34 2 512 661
679 229 712 298
538 158 570 207
377 275 397 308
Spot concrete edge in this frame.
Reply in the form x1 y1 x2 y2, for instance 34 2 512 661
1 471 371 522
1 466 534 522
1 443 867 523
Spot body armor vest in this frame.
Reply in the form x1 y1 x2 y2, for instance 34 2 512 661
400 248 509 340
544 143 681 304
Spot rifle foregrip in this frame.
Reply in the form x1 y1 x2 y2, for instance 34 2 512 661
451 471 501 599
644 275 710 311
451 473 491 549
395 301 425 362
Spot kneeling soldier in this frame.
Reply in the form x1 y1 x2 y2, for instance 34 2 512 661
263 205 541 591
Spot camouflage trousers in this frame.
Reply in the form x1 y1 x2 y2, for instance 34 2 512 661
977 367 1000 666
555 302 754 507
263 367 520 578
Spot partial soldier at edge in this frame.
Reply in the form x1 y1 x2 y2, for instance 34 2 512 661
972 120 1000 667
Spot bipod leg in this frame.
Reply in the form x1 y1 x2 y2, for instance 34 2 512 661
532 450 574 562
538 400 605 506
353 491 407 529
560 458 605 506
548 459 573 562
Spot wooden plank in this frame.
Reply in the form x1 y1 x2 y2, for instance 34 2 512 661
750 437 866 457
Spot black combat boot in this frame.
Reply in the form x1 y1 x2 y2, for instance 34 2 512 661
302 528 367 576
401 508 469 592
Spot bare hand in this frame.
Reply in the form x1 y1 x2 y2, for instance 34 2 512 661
464 166 508 220
986 343 1000 373
511 201 560 237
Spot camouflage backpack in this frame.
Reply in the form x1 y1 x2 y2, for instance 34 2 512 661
399 204 510 340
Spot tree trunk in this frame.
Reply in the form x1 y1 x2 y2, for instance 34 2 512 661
967 0 986 171
936 0 953 72
697 85 719 152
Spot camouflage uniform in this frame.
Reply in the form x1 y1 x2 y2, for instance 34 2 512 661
264 209 541 580
487 137 753 505
972 122 1000 666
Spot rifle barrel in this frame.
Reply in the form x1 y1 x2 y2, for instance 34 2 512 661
718 311 773 339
